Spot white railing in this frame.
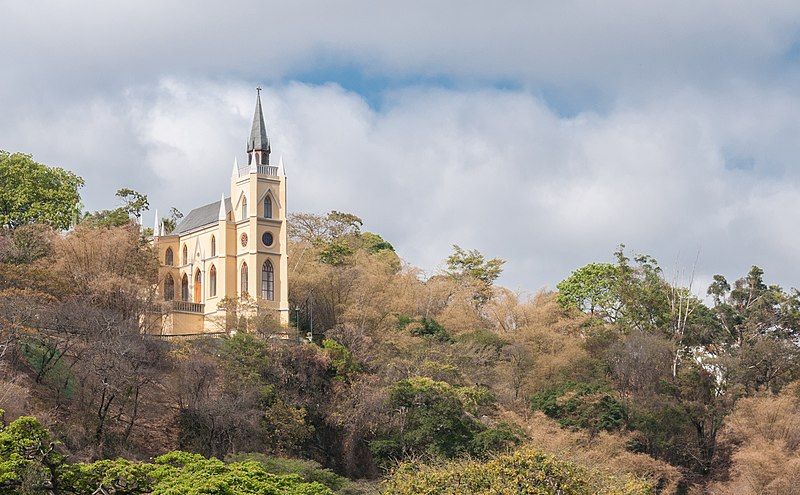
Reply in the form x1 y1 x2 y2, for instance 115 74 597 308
258 165 278 176
171 300 205 314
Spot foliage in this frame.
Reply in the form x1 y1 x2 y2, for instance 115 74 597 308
0 413 64 494
445 245 505 303
81 188 150 228
0 151 84 229
323 339 362 381
557 262 620 319
530 382 628 434
371 377 518 463
707 383 800 495
381 447 653 495
225 453 355 494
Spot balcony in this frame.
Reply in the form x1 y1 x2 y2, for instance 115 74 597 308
257 165 278 176
170 300 205 314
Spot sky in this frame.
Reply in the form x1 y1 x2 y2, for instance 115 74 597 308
3 0 800 294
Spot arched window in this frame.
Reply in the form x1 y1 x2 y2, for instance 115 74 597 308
181 274 189 301
209 265 217 297
194 269 202 303
240 262 248 296
182 244 188 265
241 197 248 220
210 235 216 257
164 275 175 301
264 195 272 219
165 247 174 266
261 260 274 300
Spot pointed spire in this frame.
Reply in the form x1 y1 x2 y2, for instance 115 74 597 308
159 221 165 237
246 87 270 154
218 193 227 221
277 155 285 176
231 156 239 178
153 209 159 237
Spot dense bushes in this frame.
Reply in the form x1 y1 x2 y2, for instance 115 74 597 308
370 377 521 463
0 414 333 495
530 382 628 434
381 447 653 495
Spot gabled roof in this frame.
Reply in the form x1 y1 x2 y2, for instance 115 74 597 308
172 197 232 235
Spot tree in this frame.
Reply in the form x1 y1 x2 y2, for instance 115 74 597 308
81 188 150 228
556 262 620 319
115 188 149 221
445 245 505 304
161 207 184 234
0 151 84 229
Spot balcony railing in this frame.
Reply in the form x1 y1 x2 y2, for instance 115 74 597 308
257 165 278 176
170 300 205 314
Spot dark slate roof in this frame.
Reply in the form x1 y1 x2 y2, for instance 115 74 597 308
172 198 232 235
246 91 270 152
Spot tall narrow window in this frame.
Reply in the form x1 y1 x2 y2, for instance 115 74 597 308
165 247 174 266
182 244 188 265
164 275 175 301
194 269 202 303
181 274 189 301
241 197 248 220
211 235 216 257
209 265 217 297
264 195 272 219
261 260 274 300
240 262 248 296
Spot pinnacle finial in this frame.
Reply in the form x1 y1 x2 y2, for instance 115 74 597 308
153 209 159 237
218 193 227 221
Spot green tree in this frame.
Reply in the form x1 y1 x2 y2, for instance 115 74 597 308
0 151 84 229
445 245 505 303
556 262 620 319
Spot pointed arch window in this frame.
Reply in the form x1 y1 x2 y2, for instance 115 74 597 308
209 265 217 297
241 197 248 220
164 275 175 301
181 274 189 301
240 262 248 296
261 260 274 300
182 244 188 265
264 195 272 219
211 235 216 257
165 247 174 266
194 269 202 303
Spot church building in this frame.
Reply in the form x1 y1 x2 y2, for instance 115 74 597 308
151 89 289 336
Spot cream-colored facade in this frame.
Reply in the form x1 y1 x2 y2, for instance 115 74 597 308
151 90 289 335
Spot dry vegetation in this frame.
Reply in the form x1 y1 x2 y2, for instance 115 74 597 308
1 212 798 494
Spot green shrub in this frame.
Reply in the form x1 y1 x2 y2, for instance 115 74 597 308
370 378 519 464
226 453 350 493
322 339 362 380
530 382 628 433
381 447 653 495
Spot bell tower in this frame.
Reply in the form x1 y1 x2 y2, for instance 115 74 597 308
229 87 289 325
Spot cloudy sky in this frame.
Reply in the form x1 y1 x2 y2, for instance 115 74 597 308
3 0 800 293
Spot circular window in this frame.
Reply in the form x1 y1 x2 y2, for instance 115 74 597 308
240 233 248 247
262 232 274 246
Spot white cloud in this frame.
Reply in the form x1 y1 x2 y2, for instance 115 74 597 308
3 2 800 292
6 78 797 292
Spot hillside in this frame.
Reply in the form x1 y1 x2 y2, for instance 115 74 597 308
1 153 800 494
